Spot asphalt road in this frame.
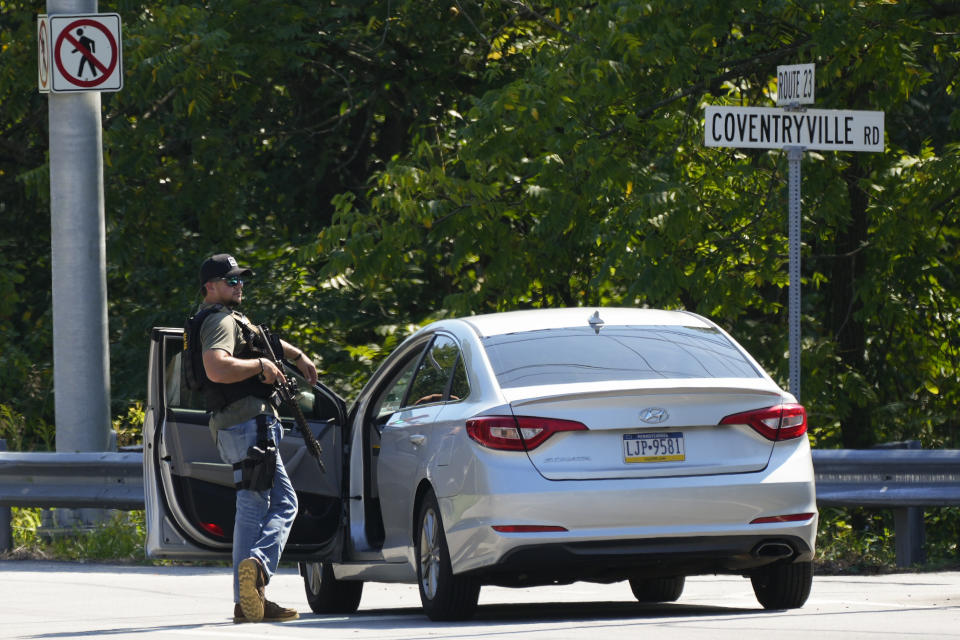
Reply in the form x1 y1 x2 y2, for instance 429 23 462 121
2 561 958 639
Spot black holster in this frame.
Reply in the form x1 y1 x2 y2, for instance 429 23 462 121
233 415 277 491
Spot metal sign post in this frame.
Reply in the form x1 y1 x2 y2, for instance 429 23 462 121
787 147 803 399
41 0 122 452
704 64 884 400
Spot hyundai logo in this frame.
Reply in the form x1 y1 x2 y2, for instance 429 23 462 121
639 407 669 424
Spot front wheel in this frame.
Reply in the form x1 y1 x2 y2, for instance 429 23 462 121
301 561 363 614
750 561 813 609
416 490 481 621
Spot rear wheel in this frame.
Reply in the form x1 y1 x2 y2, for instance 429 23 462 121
751 561 813 609
629 576 685 602
301 561 363 614
416 489 481 621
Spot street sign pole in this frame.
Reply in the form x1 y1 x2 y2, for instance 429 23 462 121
787 146 803 400
47 0 112 453
780 63 812 401
704 63 884 402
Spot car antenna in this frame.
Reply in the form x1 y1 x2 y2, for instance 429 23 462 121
588 310 604 335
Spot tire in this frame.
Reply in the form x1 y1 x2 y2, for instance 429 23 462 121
416 490 481 621
751 561 813 609
629 576 685 603
301 561 363 614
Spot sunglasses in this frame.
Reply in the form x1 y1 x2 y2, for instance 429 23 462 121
220 276 244 287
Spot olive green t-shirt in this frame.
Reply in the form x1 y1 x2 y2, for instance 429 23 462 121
197 303 277 439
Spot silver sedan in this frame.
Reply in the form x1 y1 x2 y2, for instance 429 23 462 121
325 307 817 620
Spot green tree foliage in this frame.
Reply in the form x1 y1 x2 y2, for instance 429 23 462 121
0 0 958 454
320 1 960 449
0 1 54 427
101 0 456 401
2 0 502 416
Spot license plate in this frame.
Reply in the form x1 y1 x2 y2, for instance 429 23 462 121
623 432 685 463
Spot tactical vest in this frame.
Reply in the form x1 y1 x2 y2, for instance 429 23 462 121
184 305 276 412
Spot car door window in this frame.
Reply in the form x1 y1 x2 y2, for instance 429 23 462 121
372 354 422 420
278 365 342 423
404 335 464 407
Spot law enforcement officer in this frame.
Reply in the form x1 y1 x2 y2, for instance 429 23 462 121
195 253 317 623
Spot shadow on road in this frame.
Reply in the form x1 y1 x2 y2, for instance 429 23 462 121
19 600 768 638
301 599 765 628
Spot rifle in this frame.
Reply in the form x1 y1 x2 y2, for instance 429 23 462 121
256 326 326 474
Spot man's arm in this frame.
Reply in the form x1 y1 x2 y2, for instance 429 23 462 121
203 348 286 385
279 339 318 386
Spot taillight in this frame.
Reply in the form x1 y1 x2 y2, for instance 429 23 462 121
719 404 807 441
466 415 588 451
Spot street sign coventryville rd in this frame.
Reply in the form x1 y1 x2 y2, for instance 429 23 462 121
704 105 884 152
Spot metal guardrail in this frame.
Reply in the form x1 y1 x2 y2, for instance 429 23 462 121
1 448 958 565
812 449 960 507
811 448 960 567
0 451 144 510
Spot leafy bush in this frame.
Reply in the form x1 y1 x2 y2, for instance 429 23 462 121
5 508 147 564
816 507 960 574
8 507 43 551
45 511 146 562
816 508 896 573
113 401 145 449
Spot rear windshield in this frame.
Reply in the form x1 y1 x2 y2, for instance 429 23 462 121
482 326 761 388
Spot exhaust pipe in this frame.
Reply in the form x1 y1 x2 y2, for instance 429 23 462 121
753 542 794 560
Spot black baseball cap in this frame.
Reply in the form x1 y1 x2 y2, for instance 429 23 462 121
199 253 254 285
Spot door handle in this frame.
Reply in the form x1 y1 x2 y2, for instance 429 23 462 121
409 434 426 447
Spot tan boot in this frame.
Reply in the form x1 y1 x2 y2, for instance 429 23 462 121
237 557 265 622
233 598 298 623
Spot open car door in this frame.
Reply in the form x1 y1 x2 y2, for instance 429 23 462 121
144 327 347 561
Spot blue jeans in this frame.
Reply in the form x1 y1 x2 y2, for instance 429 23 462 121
216 415 298 603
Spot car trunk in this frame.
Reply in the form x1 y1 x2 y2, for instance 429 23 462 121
505 381 785 481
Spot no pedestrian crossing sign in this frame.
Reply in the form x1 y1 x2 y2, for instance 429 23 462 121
42 13 123 93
